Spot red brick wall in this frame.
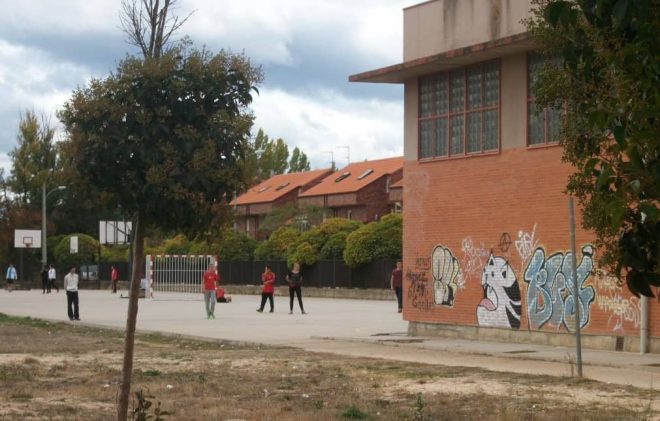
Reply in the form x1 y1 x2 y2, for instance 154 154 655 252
402 146 658 339
355 175 396 222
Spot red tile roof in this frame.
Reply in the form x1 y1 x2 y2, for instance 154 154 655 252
233 169 332 205
299 157 403 197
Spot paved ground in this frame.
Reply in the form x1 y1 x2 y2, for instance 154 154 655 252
1 289 658 391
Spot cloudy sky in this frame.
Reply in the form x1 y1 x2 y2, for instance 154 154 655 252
0 0 417 175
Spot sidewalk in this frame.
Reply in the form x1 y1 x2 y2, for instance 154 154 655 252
1 289 657 390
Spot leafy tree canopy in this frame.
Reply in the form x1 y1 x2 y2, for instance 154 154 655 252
527 0 659 296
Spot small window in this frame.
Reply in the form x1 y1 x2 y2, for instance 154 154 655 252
335 172 351 182
357 169 373 180
275 182 290 191
257 186 270 193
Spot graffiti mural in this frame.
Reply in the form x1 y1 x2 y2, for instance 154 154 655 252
406 269 434 311
594 275 642 332
515 224 538 264
524 245 596 331
432 245 462 307
476 253 522 329
461 237 489 283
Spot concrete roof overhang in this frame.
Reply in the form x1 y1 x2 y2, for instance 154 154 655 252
349 33 536 84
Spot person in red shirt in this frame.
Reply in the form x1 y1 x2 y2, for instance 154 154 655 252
390 260 403 313
111 266 119 294
202 264 219 319
256 264 275 313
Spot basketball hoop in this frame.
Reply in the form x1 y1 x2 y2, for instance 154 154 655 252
23 237 33 248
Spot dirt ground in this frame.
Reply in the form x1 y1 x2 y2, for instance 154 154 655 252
0 313 656 420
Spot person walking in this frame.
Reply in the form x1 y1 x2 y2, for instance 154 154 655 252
64 267 80 321
286 262 305 315
110 265 118 294
202 264 218 319
5 264 17 292
41 265 50 294
48 265 58 293
256 264 275 313
390 260 403 313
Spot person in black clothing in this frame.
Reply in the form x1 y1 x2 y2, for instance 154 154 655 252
286 262 306 315
41 265 50 294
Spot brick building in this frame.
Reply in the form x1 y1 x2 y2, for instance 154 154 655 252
351 0 658 352
298 157 403 223
233 169 332 239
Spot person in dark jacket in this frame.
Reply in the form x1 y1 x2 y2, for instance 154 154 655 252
41 265 50 294
286 262 306 315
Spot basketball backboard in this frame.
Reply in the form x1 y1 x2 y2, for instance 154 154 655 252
100 221 132 245
14 229 41 248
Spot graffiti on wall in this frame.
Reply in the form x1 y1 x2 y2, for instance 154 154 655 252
461 237 489 283
524 245 596 331
406 268 434 311
594 275 642 332
515 224 538 264
498 233 512 253
432 245 462 307
476 253 522 329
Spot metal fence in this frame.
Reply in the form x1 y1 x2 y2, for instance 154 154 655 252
218 259 397 289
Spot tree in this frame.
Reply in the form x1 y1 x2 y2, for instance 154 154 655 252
7 111 57 207
217 229 257 261
59 44 259 421
53 234 99 267
344 214 402 267
527 0 659 297
288 147 311 173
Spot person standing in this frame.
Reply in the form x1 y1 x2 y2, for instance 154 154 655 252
390 260 403 313
41 265 50 294
48 265 58 293
256 264 275 313
202 264 218 319
110 265 118 294
286 262 305 315
5 264 17 292
64 267 80 321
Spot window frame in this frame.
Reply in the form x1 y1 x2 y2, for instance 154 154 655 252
526 52 561 147
417 59 501 161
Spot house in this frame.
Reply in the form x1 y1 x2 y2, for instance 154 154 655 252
298 157 403 222
232 169 332 239
351 0 658 353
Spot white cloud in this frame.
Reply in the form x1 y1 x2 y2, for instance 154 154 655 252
251 87 403 169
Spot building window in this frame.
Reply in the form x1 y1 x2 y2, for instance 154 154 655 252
393 202 402 213
527 52 561 146
418 60 500 159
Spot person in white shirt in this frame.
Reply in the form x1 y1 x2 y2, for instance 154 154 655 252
48 265 58 293
64 267 80 321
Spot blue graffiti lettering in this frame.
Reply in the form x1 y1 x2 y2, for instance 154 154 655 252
524 245 595 331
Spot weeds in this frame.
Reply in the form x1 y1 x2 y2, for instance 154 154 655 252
410 393 426 421
342 405 369 419
131 388 170 421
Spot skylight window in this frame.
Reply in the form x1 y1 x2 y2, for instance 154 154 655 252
257 185 271 193
335 172 351 182
357 169 373 180
275 182 290 191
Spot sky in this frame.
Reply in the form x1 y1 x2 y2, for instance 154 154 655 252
0 0 417 175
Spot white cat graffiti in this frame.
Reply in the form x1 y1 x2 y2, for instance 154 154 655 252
476 253 522 329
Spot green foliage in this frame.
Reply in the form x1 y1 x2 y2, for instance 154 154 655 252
218 229 257 261
101 245 130 262
288 147 311 172
7 111 57 208
253 226 299 261
188 239 215 255
344 214 402 267
320 232 348 260
287 241 317 267
161 234 190 255
318 217 363 236
58 46 260 235
527 0 660 296
258 204 299 234
53 234 99 266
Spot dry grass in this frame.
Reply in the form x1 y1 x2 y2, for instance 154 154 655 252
0 313 655 420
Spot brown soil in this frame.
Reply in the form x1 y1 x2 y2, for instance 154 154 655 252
0 314 656 420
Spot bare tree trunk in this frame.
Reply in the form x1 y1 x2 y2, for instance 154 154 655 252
117 211 145 421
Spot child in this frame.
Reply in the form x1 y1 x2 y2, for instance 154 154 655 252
256 264 275 313
215 287 232 303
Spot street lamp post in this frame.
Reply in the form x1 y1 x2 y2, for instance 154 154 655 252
42 183 66 266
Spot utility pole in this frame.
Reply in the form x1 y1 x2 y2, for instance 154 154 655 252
568 197 583 377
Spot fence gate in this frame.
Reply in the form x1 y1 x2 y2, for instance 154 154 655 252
146 255 216 298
